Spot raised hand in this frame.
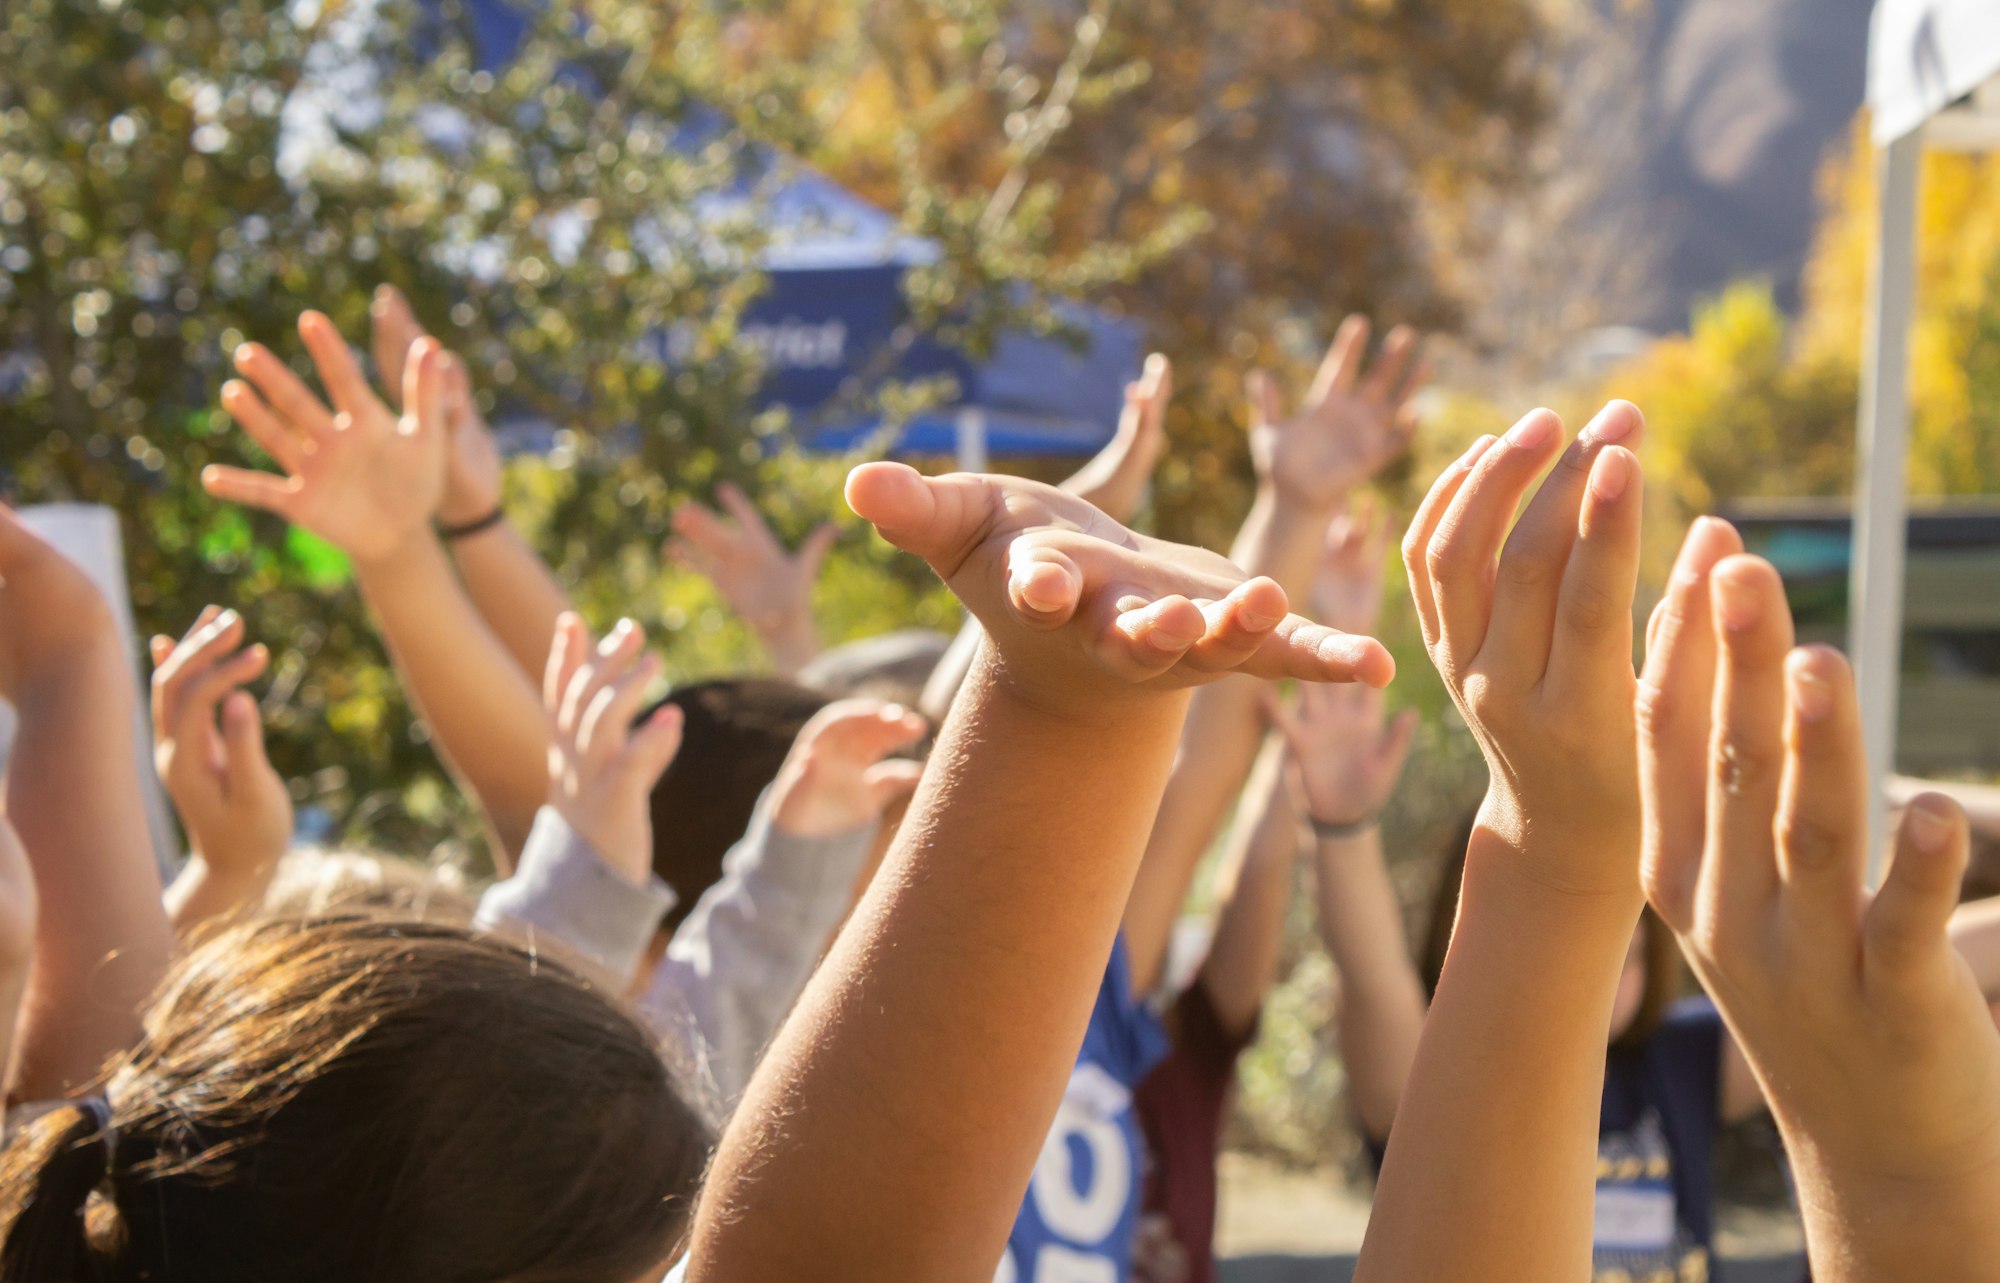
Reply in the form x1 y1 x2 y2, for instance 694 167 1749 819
371 284 506 528
1249 316 1426 514
1268 683 1416 829
150 607 293 906
1638 539 2000 1282
667 483 834 676
1060 352 1172 525
767 700 929 839
203 311 449 564
542 613 685 884
1310 496 1391 638
843 464 1395 710
1355 400 1647 1283
1401 401 1645 895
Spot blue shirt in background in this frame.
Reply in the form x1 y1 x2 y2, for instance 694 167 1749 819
996 936 1172 1283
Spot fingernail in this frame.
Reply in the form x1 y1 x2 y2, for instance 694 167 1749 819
1713 570 1761 632
1588 448 1631 502
1789 662 1832 723
614 617 636 636
1905 797 1956 855
1239 608 1280 631
1506 411 1556 450
213 608 240 632
881 703 908 721
233 344 254 365
1583 401 1639 445
1016 564 1070 612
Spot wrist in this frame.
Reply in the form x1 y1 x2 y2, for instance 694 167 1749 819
437 485 504 530
1309 809 1381 841
437 504 507 542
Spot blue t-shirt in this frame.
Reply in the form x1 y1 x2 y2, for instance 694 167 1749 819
1593 996 1724 1279
996 936 1172 1283
1364 997 1726 1283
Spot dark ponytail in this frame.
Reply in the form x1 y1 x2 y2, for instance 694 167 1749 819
0 1100 124 1281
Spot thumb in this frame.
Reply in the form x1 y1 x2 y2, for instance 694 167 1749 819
626 704 686 791
863 759 926 811
1246 370 1283 431
798 523 838 579
220 691 273 786
1377 707 1419 782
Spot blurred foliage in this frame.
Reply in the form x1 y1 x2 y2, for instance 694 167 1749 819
1602 119 2000 559
0 0 1156 856
659 0 1553 554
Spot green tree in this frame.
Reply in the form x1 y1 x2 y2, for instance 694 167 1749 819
0 0 1151 855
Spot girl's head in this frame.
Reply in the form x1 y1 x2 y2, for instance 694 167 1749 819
0 915 711 1282
1422 808 1680 1049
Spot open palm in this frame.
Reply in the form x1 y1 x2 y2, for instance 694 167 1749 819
845 464 1394 707
203 311 448 565
1251 316 1426 510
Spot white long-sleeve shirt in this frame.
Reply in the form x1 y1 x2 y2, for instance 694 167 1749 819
476 791 876 1110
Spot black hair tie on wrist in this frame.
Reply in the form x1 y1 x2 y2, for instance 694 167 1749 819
438 506 506 541
1310 813 1379 842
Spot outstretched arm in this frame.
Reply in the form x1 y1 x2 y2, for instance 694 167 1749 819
1267 680 1423 1144
0 506 175 1099
687 466 1390 1281
1189 736 1303 1039
371 285 575 681
1122 319 1425 997
204 314 549 864
666 483 834 679
1642 536 2000 1283
1357 401 1649 1281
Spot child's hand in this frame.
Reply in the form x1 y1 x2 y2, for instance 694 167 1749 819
1639 542 2000 1279
1059 352 1171 525
542 613 685 884
1249 316 1425 513
370 285 506 528
768 700 929 839
844 465 1394 713
1268 684 1415 830
149 608 293 881
1401 402 1645 898
1311 497 1391 639
667 483 833 672
202 311 449 565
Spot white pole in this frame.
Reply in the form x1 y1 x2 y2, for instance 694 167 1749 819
955 406 989 473
1853 130 1923 880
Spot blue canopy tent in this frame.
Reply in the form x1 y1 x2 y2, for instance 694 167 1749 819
455 0 1143 465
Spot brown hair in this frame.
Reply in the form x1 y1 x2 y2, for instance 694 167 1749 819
1420 807 1680 1050
0 914 711 1282
646 678 829 933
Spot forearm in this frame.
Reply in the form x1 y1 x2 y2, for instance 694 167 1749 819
1355 831 1640 1282
356 534 549 864
1196 739 1303 1036
446 520 576 683
1313 826 1428 1142
688 646 1188 1281
164 856 279 935
1124 491 1339 993
7 638 175 1098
